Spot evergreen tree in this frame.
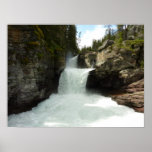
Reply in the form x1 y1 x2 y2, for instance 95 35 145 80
39 25 78 56
66 25 78 55
105 25 112 40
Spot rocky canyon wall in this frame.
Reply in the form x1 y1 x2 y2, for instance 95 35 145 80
8 25 77 114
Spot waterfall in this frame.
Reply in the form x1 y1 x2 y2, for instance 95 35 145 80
8 56 144 127
58 56 93 94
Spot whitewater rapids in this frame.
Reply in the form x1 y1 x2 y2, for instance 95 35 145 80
8 56 144 127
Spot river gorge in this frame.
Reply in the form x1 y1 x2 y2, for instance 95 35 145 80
8 25 144 127
8 56 144 127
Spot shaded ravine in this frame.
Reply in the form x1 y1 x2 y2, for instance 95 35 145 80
8 56 144 127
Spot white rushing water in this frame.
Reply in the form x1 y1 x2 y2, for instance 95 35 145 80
8 56 144 127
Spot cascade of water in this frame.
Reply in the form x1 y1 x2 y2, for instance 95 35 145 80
58 56 93 94
8 56 144 127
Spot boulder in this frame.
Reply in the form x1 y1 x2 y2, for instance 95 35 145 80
78 51 97 68
127 25 144 40
112 91 144 112
119 68 144 85
123 79 144 93
86 43 144 89
111 79 144 113
98 39 114 51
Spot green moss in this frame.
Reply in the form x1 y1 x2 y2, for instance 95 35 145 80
27 41 40 46
115 39 144 52
140 60 144 68
34 25 44 39
37 52 44 59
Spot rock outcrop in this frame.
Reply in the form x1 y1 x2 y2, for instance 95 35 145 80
86 43 144 89
8 26 64 114
78 25 144 112
111 79 144 112
127 25 144 40
8 25 77 114
98 39 114 51
78 51 97 68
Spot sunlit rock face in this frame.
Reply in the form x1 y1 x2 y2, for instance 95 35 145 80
77 25 144 112
86 45 144 89
98 39 114 51
8 26 66 114
78 51 97 68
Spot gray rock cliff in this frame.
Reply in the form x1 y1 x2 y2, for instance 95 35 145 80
8 25 77 114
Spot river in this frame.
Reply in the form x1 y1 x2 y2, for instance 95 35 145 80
8 56 144 127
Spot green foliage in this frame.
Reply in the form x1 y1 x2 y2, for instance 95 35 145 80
125 39 144 46
81 46 92 53
104 25 116 40
77 48 81 54
117 25 124 32
114 25 144 52
9 25 79 68
140 60 144 68
115 39 144 54
115 35 123 48
37 52 44 60
92 39 103 51
39 25 78 56
34 25 44 39
80 25 144 56
66 25 78 55
80 25 117 53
